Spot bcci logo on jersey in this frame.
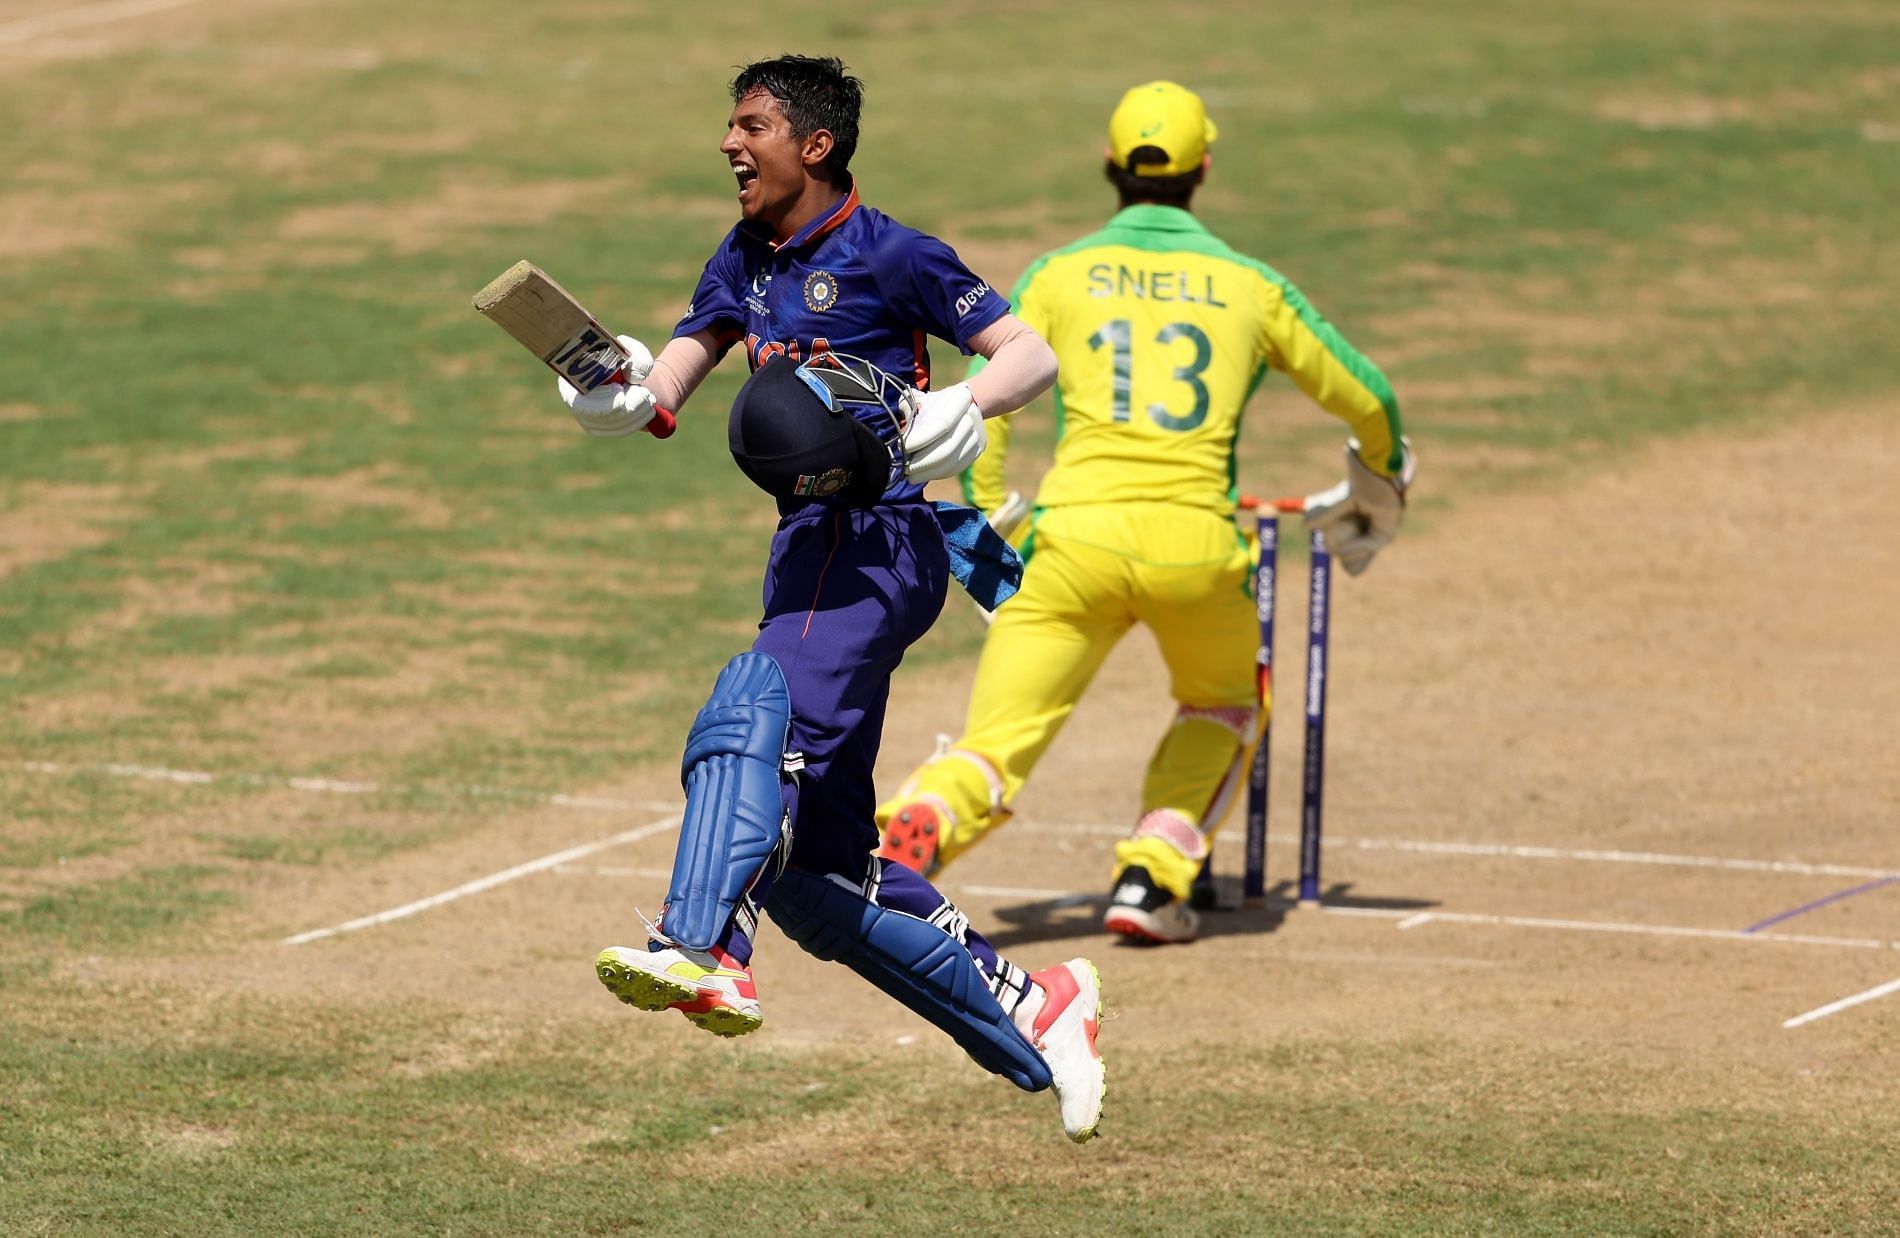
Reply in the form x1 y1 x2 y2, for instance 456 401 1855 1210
803 270 839 312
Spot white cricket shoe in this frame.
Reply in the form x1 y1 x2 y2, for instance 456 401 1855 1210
594 943 762 1038
1017 958 1106 1143
1103 865 1201 944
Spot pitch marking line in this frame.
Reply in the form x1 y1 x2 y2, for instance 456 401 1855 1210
14 760 675 814
1783 978 1900 1029
282 814 680 946
19 761 1895 885
1744 876 1900 934
1394 910 1899 952
1038 822 1900 881
550 869 1418 918
0 0 203 45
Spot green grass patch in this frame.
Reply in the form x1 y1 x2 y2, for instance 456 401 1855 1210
1 992 1895 1234
5 867 237 948
3 0 1899 1227
200 826 431 867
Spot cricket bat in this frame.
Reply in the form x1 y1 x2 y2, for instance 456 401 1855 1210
471 260 676 438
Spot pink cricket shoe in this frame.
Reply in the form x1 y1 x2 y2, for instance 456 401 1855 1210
1018 958 1106 1143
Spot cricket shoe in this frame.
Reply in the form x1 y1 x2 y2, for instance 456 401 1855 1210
594 943 762 1038
1017 958 1106 1144
877 796 947 876
1102 865 1201 945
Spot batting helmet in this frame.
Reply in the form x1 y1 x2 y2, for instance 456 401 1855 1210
728 353 909 506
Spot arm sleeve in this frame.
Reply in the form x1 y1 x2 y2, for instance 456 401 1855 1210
643 329 723 412
671 230 749 361
1258 274 1406 475
958 263 1049 510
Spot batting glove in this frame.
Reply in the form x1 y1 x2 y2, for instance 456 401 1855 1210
1302 437 1417 576
900 383 987 483
557 334 658 438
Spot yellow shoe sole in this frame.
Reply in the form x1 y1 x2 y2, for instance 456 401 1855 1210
595 951 763 1039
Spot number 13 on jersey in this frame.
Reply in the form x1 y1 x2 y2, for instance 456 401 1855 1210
1087 318 1213 431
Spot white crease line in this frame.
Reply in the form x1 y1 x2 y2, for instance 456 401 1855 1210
1396 910 1897 951
0 0 203 45
1784 978 1900 1029
960 883 1084 901
1334 837 1900 880
1320 905 1414 919
555 864 672 880
15 759 673 814
282 815 679 945
20 759 1895 887
560 864 1426 922
1036 822 1899 881
95 761 214 785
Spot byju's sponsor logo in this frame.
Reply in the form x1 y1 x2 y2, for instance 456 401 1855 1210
954 280 992 318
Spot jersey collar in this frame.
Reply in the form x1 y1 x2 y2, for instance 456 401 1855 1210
1106 204 1208 234
741 181 862 252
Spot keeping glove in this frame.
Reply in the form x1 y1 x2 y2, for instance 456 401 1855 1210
556 334 658 438
985 490 1032 545
1302 437 1417 576
900 383 987 483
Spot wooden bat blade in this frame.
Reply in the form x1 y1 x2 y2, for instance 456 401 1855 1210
473 260 628 394
472 260 676 438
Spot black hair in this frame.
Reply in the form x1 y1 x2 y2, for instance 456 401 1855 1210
1104 146 1203 209
730 55 863 187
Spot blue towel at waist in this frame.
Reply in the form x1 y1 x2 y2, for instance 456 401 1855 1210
932 501 1022 612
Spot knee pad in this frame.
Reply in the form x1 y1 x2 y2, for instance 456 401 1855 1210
1148 703 1256 832
663 652 795 951
765 868 1052 1093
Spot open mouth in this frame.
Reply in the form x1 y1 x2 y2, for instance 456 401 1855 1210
732 164 758 198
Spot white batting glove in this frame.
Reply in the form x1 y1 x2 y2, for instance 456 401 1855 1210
1302 437 1417 576
556 335 657 438
900 383 987 483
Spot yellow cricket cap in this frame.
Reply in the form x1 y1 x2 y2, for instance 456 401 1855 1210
1108 80 1218 177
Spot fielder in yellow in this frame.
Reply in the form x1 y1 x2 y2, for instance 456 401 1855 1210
875 81 1415 943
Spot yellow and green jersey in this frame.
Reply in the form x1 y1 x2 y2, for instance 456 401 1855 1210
964 205 1402 515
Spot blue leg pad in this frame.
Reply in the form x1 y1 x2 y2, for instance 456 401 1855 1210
664 652 793 950
766 867 1052 1092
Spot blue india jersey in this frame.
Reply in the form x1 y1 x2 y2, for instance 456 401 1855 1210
675 183 1009 507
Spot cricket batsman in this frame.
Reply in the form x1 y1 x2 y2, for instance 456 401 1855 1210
876 81 1415 944
558 56 1107 1142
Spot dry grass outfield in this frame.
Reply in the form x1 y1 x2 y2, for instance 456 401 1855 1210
6 401 1895 1230
39 399 1895 1124
4 0 1898 1228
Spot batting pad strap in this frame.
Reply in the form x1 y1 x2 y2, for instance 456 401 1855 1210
664 653 794 951
766 869 1053 1093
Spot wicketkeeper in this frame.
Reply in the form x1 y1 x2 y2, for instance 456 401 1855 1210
560 56 1106 1142
876 81 1415 944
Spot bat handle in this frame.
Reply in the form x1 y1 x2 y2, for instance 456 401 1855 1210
645 407 677 439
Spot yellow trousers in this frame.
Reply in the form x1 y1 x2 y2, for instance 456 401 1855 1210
877 503 1266 901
